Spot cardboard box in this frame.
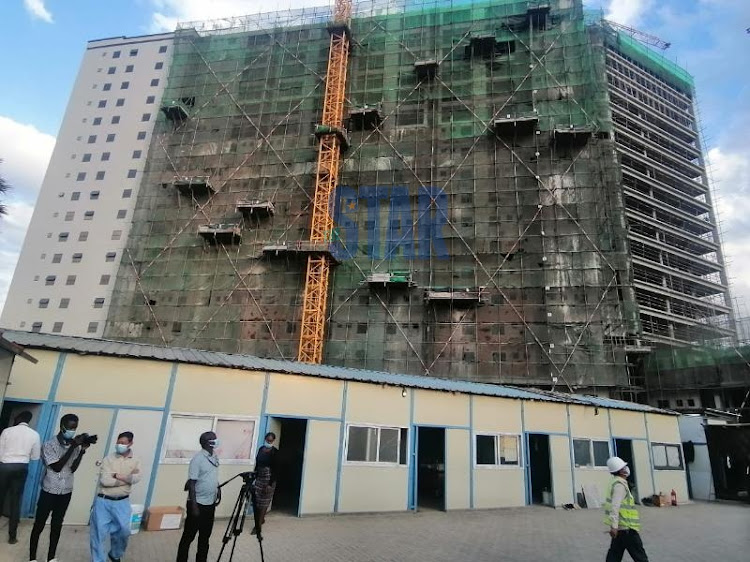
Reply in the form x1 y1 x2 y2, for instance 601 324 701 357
143 506 184 531
651 493 668 507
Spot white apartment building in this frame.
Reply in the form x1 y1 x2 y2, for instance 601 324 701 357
1 33 174 337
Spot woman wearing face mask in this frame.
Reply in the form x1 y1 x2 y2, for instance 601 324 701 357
251 432 278 535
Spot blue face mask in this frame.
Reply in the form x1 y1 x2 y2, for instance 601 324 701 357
115 444 130 455
62 429 76 440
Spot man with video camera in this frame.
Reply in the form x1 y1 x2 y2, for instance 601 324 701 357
29 413 97 562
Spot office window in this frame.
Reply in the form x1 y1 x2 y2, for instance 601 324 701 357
163 414 256 462
98 100 107 108
52 253 62 263
101 152 110 161
146 95 155 104
84 211 95 220
93 117 102 126
76 172 86 181
132 150 142 159
687 399 696 407
141 113 151 122
52 322 64 333
116 98 125 107
125 64 134 73
71 192 80 201
31 322 43 333
137 131 147 140
346 425 408 465
82 153 92 162
87 322 99 334
72 253 83 263
159 46 167 53
129 49 138 56
150 79 160 87
122 189 132 198
90 191 100 200
59 298 70 309
651 443 684 470
95 171 105 180
107 66 116 74
105 252 117 262
111 230 122 240
100 274 111 285
657 399 670 409
58 233 69 242
573 439 610 468
103 83 112 91
65 275 76 286
39 299 49 309
106 133 116 142
64 211 74 222
127 169 137 178
155 62 164 70
78 231 89 241
120 81 129 90
475 434 520 466
93 298 105 308
45 275 56 286
111 116 120 124
113 50 121 58
87 135 96 144
117 209 127 219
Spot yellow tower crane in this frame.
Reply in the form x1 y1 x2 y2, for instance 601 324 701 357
298 0 352 363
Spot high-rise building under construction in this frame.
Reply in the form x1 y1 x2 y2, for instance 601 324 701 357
103 0 735 398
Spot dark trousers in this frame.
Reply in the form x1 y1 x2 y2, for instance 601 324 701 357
606 529 649 562
29 490 72 561
0 463 29 540
176 503 215 562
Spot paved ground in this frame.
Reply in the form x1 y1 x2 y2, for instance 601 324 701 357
0 501 748 562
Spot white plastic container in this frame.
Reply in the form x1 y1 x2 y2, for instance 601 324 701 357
130 504 145 535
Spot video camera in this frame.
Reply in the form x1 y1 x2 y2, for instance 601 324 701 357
75 433 99 446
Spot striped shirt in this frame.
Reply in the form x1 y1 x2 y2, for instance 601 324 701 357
41 436 82 495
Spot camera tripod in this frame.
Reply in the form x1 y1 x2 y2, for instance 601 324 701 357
216 471 265 562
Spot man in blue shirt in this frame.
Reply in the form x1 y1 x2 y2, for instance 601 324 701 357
176 431 219 562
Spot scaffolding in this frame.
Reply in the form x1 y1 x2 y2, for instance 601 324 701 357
105 0 671 390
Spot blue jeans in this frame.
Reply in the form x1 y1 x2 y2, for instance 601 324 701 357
90 496 131 562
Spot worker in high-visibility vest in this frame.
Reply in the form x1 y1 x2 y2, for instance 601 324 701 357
603 456 650 562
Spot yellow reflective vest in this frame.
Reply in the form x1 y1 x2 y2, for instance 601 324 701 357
603 477 641 531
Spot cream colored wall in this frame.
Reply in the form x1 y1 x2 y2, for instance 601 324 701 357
414 390 469 427
654 470 688 503
445 429 471 509
472 396 522 433
569 406 609 439
338 466 408 512
632 440 654 497
610 410 647 438
171 364 264 415
645 413 680 443
300 420 339 515
473 469 525 508
574 469 611 503
524 402 567 433
55 355 171 407
5 349 59 400
346 383 409 426
266 374 343 419
550 435 574 505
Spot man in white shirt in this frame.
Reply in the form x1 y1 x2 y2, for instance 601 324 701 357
0 411 41 544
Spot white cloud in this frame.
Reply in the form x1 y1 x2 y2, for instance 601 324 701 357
23 0 54 23
587 0 652 26
0 202 34 312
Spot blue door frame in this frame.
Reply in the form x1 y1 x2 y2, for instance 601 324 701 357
20 402 60 517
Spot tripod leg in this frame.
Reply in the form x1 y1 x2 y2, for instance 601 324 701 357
216 485 245 562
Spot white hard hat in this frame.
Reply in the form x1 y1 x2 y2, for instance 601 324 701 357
606 456 627 473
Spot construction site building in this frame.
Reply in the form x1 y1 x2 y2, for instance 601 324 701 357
101 0 735 402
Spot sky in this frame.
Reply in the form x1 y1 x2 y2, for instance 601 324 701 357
0 0 749 315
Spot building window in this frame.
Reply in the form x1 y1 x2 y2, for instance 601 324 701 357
84 211 95 220
45 275 56 286
111 230 122 240
687 398 696 407
345 425 408 465
122 189 132 198
60 298 70 309
163 414 257 462
159 46 167 53
93 298 105 308
98 100 107 108
106 133 116 142
116 98 125 107
120 81 129 90
676 399 684 407
52 253 62 263
95 171 105 180
132 150 142 159
31 322 43 333
150 79 160 87
101 152 110 161
87 322 99 333
111 116 120 124
573 439 610 468
82 153 92 162
66 275 76 286
39 299 49 309
657 399 670 409
64 211 74 221
475 434 521 466
113 51 121 58
52 322 64 333
651 443 683 470
146 95 155 104
72 253 83 263
100 274 111 285
155 62 164 70
117 209 127 219
107 66 116 74
76 172 86 181
79 231 89 241
71 192 80 201
137 131 146 140
141 113 151 122
127 169 137 178
58 233 69 242
125 64 134 73
87 135 96 144
103 83 112 91
129 49 138 56
93 117 102 126
105 252 117 262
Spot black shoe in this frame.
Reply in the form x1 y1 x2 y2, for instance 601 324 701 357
108 554 121 562
8 537 18 545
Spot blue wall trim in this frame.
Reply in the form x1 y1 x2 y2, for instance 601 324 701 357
642 413 656 494
103 408 119 458
47 352 67 401
408 389 416 510
333 382 348 512
263 413 340 423
468 396 474 509
521 402 530 505
298 421 311 517
144 362 177 508
565 405 576 505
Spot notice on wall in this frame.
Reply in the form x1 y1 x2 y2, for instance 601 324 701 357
160 514 183 530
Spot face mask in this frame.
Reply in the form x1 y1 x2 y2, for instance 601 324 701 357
622 466 631 478
265 442 274 448
62 429 76 440
208 439 219 448
115 444 130 455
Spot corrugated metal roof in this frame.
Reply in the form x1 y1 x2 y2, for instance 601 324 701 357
0 330 673 414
